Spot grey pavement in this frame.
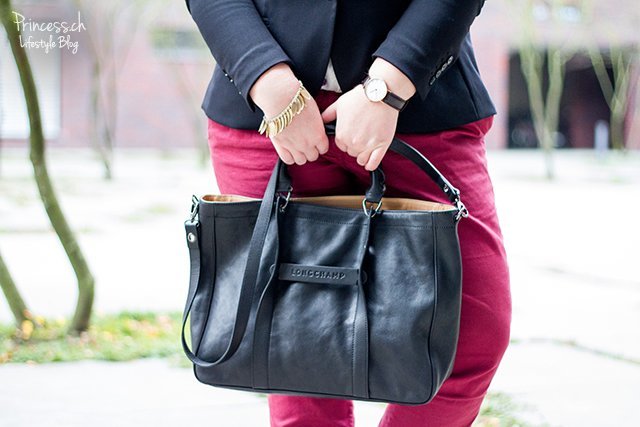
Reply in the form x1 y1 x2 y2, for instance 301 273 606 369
0 358 386 426
1 147 639 426
490 342 640 427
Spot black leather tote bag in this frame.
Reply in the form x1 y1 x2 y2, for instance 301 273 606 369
181 124 469 405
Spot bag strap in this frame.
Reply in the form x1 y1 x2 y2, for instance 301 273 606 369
181 161 285 367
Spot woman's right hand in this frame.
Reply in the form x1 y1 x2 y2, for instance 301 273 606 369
250 63 329 165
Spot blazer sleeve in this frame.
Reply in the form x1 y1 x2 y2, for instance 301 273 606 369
185 0 294 113
371 0 487 102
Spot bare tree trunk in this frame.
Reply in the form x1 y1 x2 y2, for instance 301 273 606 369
1 0 95 333
515 0 573 180
0 248 29 325
167 62 210 165
74 0 151 180
75 0 115 180
519 44 567 179
543 49 567 178
595 48 634 151
90 56 113 179
608 49 629 151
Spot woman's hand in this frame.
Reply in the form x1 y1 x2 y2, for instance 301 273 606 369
320 58 416 171
320 84 399 171
250 63 329 165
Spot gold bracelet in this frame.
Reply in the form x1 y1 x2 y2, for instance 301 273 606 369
258 80 311 138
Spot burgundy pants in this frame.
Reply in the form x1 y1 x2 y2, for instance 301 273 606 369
206 90 512 427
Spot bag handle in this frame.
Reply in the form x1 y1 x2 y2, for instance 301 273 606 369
277 155 387 206
324 122 466 213
273 123 468 217
181 127 469 368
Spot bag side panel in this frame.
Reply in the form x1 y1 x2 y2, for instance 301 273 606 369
366 216 436 403
427 222 463 396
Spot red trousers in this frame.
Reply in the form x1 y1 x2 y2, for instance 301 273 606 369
206 90 512 427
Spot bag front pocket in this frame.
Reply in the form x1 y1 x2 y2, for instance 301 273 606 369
266 269 360 395
257 209 371 396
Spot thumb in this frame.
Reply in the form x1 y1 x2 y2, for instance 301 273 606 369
321 101 337 123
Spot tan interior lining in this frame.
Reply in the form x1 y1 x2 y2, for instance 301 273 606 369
202 194 453 212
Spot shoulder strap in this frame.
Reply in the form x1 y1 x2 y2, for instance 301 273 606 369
181 160 283 367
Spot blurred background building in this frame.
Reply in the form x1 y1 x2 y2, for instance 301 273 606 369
1 0 639 150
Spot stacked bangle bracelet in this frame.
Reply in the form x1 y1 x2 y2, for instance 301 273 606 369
258 79 311 138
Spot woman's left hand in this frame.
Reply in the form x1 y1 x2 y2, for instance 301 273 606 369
320 84 399 171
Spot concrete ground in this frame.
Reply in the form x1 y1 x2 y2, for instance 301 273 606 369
0 359 389 427
1 146 639 426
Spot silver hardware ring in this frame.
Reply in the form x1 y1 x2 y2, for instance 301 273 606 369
362 198 383 218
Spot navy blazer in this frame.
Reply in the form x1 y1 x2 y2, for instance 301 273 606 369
186 0 497 134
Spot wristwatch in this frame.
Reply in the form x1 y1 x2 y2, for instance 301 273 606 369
360 73 409 112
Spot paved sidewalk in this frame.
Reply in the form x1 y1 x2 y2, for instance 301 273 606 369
490 342 640 427
1 147 639 426
0 359 386 427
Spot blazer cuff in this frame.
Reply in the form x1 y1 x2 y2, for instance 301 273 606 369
186 0 295 113
370 0 485 102
232 52 294 113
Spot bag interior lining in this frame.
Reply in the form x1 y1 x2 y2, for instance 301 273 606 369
202 194 453 212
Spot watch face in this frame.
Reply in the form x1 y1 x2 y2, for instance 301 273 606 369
365 78 387 102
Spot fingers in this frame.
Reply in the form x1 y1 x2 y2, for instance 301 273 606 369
333 132 390 171
272 144 296 165
270 101 331 165
272 138 324 165
289 148 308 165
333 130 370 157
334 139 348 153
317 135 330 155
321 102 337 124
356 150 370 167
365 146 388 171
355 146 383 169
304 146 320 163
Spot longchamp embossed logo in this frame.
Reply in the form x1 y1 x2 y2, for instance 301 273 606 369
277 263 359 285
289 267 346 281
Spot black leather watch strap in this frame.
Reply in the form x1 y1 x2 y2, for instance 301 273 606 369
383 91 408 112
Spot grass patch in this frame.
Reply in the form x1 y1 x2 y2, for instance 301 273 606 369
122 203 176 223
0 311 184 364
